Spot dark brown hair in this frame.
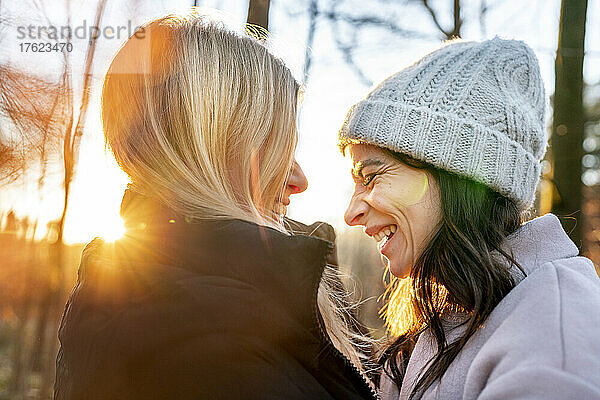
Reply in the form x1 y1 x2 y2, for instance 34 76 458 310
376 148 527 399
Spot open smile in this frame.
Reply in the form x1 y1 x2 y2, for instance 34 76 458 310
368 224 397 255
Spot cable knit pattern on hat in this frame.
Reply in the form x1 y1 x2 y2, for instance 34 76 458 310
339 37 548 210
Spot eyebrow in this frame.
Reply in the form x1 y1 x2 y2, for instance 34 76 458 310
352 158 385 178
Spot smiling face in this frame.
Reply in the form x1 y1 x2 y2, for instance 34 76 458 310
344 144 443 277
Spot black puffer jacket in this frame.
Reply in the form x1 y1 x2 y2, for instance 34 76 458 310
54 189 376 400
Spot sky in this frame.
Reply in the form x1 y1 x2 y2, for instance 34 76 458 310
1 0 599 244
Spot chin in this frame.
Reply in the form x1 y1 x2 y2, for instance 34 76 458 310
388 258 411 278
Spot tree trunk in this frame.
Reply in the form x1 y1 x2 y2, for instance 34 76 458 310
246 0 270 30
551 0 588 249
451 0 462 38
302 0 319 84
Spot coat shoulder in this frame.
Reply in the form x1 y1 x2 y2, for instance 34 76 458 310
463 256 600 397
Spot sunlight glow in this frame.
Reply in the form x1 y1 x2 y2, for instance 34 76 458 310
98 217 126 242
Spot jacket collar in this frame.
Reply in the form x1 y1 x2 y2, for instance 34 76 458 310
116 188 334 327
493 213 580 283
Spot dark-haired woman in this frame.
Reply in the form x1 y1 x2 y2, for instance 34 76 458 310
339 37 600 399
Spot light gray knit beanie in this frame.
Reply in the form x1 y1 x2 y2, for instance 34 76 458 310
339 37 548 210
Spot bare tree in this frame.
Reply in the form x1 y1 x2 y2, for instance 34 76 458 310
291 0 493 87
302 0 318 83
0 67 64 185
1 0 110 397
419 0 462 39
550 0 588 249
312 0 472 86
0 3 71 397
320 1 435 86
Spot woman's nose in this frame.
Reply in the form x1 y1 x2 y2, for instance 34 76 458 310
287 159 308 195
344 193 367 226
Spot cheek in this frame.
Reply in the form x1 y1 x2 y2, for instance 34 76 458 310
397 171 429 206
371 172 429 212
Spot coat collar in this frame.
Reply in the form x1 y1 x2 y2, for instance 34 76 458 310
493 213 580 283
438 213 578 328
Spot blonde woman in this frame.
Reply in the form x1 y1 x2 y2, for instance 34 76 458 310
54 12 375 400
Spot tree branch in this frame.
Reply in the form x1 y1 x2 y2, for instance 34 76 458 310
302 0 319 83
421 0 450 38
323 10 435 40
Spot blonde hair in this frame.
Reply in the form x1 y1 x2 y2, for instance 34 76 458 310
102 11 372 378
103 12 296 229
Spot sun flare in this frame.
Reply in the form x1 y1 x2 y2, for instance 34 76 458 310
97 217 126 242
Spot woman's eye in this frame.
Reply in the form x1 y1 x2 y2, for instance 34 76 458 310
362 174 378 187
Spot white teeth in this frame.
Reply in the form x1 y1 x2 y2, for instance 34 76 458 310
372 225 397 243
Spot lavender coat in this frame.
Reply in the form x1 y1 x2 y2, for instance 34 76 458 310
380 213 600 399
